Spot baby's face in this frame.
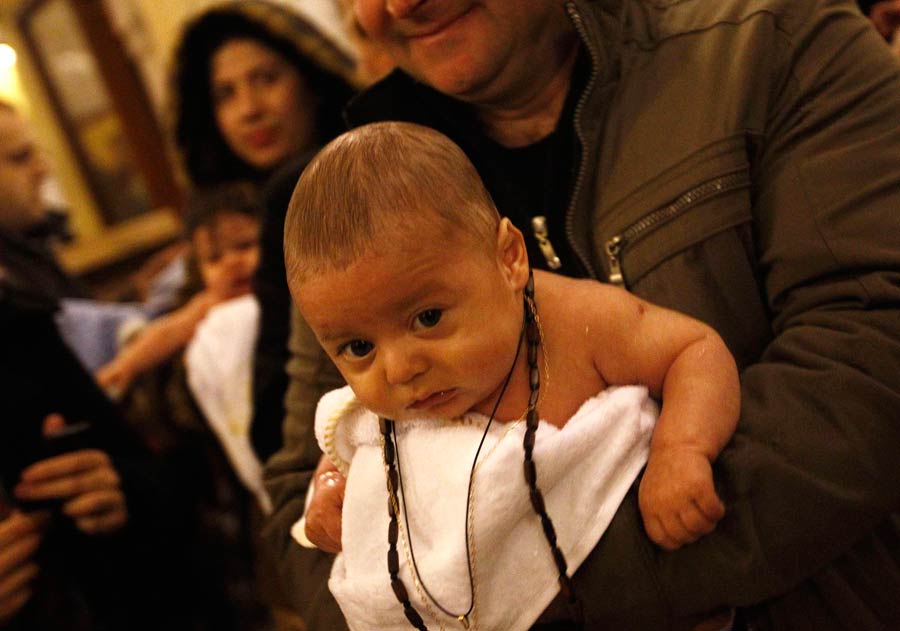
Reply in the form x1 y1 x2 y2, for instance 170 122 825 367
194 211 260 300
296 226 528 421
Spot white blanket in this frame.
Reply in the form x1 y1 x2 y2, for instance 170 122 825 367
315 385 657 631
185 295 271 513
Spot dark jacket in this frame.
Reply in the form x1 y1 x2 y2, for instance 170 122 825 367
264 0 900 628
0 281 195 630
0 227 87 303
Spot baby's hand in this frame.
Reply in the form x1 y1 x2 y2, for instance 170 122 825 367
95 359 133 399
638 447 724 550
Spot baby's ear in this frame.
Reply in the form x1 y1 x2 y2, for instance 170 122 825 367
496 218 529 289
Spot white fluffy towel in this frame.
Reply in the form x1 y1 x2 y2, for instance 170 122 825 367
185 295 271 514
314 385 657 631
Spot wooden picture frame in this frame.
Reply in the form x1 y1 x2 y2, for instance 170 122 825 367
17 0 181 226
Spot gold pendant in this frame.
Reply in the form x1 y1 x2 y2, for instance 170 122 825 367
458 614 470 629
531 216 562 270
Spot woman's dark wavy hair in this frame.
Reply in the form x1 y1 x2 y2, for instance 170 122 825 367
172 7 355 187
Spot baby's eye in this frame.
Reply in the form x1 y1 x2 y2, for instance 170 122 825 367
340 339 374 358
414 309 442 329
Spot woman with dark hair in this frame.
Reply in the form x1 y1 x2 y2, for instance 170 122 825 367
172 1 357 464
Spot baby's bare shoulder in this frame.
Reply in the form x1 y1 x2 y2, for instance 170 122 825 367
535 271 630 320
534 273 621 352
533 274 610 398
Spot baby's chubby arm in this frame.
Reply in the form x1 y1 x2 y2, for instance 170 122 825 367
96 291 218 394
582 282 740 550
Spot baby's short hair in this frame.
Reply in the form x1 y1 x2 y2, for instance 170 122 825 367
184 181 262 236
284 122 499 288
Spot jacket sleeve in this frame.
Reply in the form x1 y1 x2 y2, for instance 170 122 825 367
580 3 900 628
261 305 347 627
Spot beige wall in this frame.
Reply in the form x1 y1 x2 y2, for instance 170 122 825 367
137 0 221 68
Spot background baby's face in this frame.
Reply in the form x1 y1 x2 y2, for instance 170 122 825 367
194 210 260 300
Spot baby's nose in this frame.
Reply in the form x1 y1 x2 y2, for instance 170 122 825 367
386 0 426 20
382 346 427 386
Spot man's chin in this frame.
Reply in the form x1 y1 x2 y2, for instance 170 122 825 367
407 54 500 103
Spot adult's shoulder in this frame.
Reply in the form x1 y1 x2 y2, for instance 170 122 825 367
581 0 863 47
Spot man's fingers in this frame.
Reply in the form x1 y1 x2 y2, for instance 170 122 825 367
305 505 343 552
63 489 125 520
73 509 128 535
317 470 346 497
0 562 39 600
18 450 111 483
0 533 41 577
0 587 33 623
16 454 119 503
304 471 346 553
305 520 341 554
41 413 67 438
870 2 900 38
0 513 47 548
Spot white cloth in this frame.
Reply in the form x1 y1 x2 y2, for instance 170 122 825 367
185 295 271 514
315 385 657 631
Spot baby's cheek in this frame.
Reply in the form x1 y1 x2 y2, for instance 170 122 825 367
198 261 219 285
350 382 390 419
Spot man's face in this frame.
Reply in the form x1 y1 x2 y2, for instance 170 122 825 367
0 109 48 232
353 0 571 104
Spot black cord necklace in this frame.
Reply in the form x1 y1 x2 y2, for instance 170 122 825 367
381 271 578 630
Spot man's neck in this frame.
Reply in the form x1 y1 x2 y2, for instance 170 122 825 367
476 43 579 149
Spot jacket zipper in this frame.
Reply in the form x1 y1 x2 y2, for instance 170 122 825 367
531 217 562 269
564 1 600 279
604 172 750 287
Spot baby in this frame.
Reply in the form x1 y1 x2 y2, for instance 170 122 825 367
97 182 261 396
284 122 740 630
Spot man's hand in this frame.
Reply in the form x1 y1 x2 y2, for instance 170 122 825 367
638 446 725 551
304 456 345 553
13 414 128 535
869 0 900 40
0 510 49 624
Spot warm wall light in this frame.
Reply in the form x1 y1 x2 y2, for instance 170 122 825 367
0 43 17 71
0 42 26 108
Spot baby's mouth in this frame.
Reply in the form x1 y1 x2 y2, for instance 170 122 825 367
410 389 457 411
